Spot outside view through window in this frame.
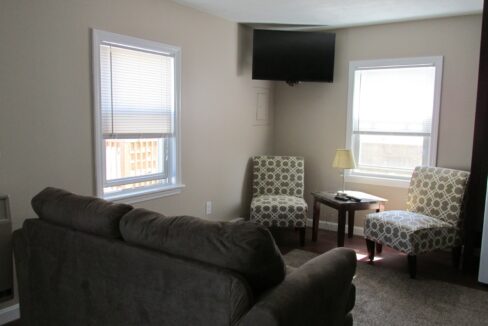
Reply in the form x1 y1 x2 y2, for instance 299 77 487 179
104 138 166 193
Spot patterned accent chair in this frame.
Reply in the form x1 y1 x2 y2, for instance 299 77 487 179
364 166 470 278
250 156 308 245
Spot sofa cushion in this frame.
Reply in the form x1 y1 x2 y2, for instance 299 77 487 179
120 208 286 293
32 187 133 238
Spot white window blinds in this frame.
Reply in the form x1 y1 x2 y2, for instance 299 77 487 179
353 66 436 135
99 44 175 138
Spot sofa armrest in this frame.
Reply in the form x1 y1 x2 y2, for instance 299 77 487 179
237 248 356 326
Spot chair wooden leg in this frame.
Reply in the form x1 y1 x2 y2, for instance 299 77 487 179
376 243 383 254
452 246 462 269
366 239 375 263
299 228 305 247
407 255 417 279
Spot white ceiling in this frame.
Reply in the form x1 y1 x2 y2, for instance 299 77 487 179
172 0 483 29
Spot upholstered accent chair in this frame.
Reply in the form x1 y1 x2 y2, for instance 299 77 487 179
364 166 470 278
250 156 308 246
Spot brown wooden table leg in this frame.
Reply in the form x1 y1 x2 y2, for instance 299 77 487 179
312 199 320 242
347 210 355 238
337 208 346 247
375 203 385 253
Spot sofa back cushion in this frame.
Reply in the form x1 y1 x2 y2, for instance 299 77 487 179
120 208 286 293
15 219 252 326
32 187 133 238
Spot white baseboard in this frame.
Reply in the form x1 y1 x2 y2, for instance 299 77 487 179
0 304 19 325
307 218 364 237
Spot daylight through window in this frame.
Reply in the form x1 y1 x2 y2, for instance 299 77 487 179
346 57 443 186
92 30 182 201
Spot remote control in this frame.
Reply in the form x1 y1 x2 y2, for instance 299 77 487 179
346 195 362 202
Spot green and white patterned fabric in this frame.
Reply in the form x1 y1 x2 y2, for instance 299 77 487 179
406 167 470 227
250 156 307 228
364 166 470 255
365 210 461 255
251 195 308 228
252 156 305 197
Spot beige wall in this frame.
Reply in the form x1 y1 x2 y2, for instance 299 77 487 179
0 0 274 232
274 15 482 227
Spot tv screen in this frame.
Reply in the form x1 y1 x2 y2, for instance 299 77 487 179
252 30 335 84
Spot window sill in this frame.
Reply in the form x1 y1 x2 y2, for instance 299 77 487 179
346 174 410 188
104 184 185 204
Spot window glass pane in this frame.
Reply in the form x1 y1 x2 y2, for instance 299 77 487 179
105 138 166 181
356 134 425 172
354 67 436 133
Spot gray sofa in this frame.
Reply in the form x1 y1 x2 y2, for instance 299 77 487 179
13 187 356 326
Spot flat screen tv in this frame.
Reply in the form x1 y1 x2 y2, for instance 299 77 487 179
252 30 335 85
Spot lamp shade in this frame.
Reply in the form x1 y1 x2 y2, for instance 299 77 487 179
332 149 356 169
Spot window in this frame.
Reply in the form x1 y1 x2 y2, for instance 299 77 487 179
92 30 183 202
346 57 443 187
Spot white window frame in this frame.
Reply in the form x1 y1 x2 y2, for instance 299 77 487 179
345 56 443 188
92 29 184 203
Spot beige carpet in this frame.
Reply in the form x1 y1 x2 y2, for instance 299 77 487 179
283 249 488 326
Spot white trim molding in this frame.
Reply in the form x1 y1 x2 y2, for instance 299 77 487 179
307 218 364 237
108 184 186 204
0 304 19 325
346 174 411 188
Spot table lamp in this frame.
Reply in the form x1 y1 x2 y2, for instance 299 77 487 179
332 149 356 195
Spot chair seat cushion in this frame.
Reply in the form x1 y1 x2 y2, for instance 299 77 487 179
364 210 461 255
250 195 308 228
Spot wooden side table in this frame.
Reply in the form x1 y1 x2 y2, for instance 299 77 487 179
311 191 387 247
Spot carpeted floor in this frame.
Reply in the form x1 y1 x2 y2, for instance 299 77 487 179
283 249 488 326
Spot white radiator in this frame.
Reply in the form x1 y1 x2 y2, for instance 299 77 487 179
478 179 488 284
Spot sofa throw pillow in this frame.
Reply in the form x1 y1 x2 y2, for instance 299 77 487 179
120 208 286 293
32 187 133 239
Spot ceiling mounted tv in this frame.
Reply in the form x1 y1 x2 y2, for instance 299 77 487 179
252 29 335 86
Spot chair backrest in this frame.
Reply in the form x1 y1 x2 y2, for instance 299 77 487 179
406 166 470 226
252 156 305 198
